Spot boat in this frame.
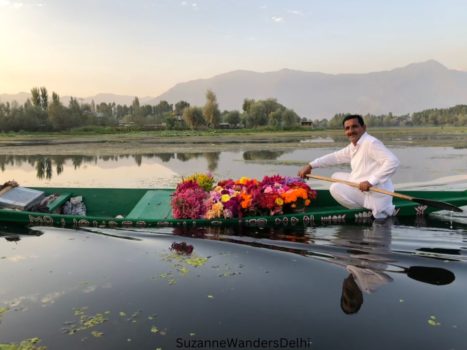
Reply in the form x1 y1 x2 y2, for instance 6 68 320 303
0 187 465 228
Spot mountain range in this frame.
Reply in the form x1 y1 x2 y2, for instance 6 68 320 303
2 60 467 119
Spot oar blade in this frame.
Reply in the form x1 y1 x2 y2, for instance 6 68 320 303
407 266 455 285
413 197 463 213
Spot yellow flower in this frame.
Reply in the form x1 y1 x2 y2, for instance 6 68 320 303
238 176 250 185
221 194 231 203
275 197 284 206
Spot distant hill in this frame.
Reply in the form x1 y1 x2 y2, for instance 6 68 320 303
2 60 467 119
148 60 467 119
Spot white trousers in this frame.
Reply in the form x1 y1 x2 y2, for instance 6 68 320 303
329 172 395 219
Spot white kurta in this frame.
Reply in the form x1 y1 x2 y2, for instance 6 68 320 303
310 132 400 218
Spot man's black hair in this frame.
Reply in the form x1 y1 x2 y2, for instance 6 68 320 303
342 114 365 126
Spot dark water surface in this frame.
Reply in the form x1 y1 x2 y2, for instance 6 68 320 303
0 218 466 350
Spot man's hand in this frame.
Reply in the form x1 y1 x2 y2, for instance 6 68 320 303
359 181 372 192
298 164 312 179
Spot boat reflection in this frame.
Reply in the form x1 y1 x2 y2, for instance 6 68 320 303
172 219 456 315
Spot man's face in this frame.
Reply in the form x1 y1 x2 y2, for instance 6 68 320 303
343 118 366 145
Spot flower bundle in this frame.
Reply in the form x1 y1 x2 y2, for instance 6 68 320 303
205 177 260 219
256 175 317 215
171 174 317 219
183 173 215 191
171 180 209 219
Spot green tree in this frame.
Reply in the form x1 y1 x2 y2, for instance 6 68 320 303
248 101 268 127
242 98 255 113
48 92 70 130
174 100 190 116
203 90 221 127
183 106 205 129
40 87 48 110
154 100 173 116
68 97 84 128
225 110 241 126
31 87 41 107
281 109 300 128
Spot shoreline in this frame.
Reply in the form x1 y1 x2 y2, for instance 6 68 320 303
0 127 465 156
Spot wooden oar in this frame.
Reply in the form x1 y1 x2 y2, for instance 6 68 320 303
307 174 463 213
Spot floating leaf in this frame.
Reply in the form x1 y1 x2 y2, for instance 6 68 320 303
150 326 159 334
177 266 189 275
207 295 214 299
0 337 47 350
185 257 208 267
73 307 88 316
428 316 441 326
91 331 104 338
119 312 127 317
0 307 8 317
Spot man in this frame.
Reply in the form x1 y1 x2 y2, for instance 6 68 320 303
298 114 400 221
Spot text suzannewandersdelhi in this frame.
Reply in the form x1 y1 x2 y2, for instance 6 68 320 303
176 337 312 349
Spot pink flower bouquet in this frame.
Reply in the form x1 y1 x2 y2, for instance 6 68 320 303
171 174 317 219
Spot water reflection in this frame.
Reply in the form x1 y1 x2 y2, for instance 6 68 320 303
243 150 285 161
319 221 456 314
170 220 459 316
0 152 221 180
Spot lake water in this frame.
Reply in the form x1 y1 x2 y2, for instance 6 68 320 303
1 146 466 189
0 139 466 349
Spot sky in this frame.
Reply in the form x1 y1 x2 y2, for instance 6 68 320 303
1 0 467 97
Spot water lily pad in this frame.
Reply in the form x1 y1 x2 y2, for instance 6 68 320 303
0 307 8 317
0 337 46 350
428 316 441 326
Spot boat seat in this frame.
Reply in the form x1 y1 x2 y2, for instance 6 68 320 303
47 193 72 213
126 190 172 220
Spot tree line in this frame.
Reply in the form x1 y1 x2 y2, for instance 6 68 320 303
315 105 467 129
0 87 301 132
0 87 466 132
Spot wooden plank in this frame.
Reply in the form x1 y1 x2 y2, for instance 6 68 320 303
126 190 173 220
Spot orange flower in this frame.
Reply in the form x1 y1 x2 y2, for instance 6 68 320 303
240 192 252 209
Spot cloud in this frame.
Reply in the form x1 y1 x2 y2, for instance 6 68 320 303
181 1 198 9
287 9 304 16
271 16 284 23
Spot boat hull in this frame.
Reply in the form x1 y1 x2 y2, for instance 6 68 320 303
0 188 465 228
